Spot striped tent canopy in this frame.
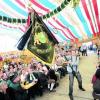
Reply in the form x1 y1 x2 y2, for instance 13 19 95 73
0 0 100 44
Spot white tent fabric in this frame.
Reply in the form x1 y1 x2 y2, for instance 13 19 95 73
0 0 100 52
0 27 24 52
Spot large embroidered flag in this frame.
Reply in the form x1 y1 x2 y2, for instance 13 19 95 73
17 11 58 64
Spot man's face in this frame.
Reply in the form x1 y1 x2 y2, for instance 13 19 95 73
71 50 76 55
22 69 26 75
37 63 41 67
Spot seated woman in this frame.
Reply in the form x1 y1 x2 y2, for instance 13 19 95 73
92 68 100 100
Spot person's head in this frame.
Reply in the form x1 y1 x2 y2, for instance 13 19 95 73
2 73 8 80
21 67 28 75
31 64 37 71
37 62 43 69
66 50 71 55
71 50 76 56
18 62 24 69
14 63 18 68
14 67 18 72
8 64 15 73
55 54 60 60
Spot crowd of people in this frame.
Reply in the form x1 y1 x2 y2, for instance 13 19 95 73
1 43 100 100
0 44 70 100
0 58 69 100
79 45 87 56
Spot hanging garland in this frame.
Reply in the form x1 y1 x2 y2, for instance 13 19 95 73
0 0 80 23
0 15 27 24
41 0 80 19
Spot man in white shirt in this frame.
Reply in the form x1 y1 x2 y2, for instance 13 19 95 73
66 50 85 100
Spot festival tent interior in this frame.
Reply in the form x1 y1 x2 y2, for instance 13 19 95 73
0 0 100 64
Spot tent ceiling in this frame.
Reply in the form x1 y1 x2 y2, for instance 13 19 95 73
0 0 100 43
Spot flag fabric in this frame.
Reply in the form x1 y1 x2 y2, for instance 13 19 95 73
18 11 58 64
17 23 32 50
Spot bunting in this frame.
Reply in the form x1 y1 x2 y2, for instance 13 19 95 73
0 15 27 24
42 0 80 19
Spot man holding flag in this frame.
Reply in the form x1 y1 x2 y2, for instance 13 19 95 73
66 50 85 100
